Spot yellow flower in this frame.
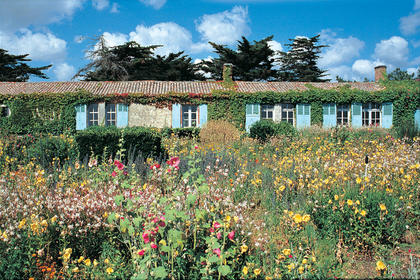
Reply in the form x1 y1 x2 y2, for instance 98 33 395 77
356 200 360 205
225 215 231 223
347 200 353 206
51 216 57 223
328 199 332 204
293 214 302 224
356 177 362 184
18 219 26 229
84 258 91 266
287 263 295 272
379 204 387 211
72 267 79 273
311 256 316 262
93 259 99 267
254 268 261 276
242 266 249 275
334 195 339 201
302 214 310 222
106 267 114 274
104 258 110 264
283 249 291 256
159 240 167 246
279 185 286 192
233 216 239 223
376 260 387 273
298 266 304 274
302 259 308 264
241 244 248 253
360 210 367 217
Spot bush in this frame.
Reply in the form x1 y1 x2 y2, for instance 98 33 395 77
75 126 164 161
161 127 200 139
199 120 241 145
250 120 296 142
26 134 78 169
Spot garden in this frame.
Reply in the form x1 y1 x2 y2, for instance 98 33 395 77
0 122 419 279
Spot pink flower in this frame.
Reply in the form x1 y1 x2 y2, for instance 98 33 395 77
152 217 159 223
228 231 235 241
151 243 158 249
213 248 221 257
216 232 222 240
111 171 117 177
209 227 215 233
142 233 150 244
114 160 124 170
289 254 293 258
194 145 199 150
150 163 160 170
138 249 145 256
408 249 412 253
213 222 221 229
166 157 180 168
158 221 165 227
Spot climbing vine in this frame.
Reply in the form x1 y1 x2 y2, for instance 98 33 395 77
0 80 418 134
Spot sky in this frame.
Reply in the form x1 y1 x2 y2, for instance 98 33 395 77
0 0 419 82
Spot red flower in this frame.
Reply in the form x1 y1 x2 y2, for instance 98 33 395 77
213 222 221 229
166 157 180 168
138 249 145 256
111 171 117 177
216 232 222 240
114 160 124 170
142 233 150 244
151 243 158 249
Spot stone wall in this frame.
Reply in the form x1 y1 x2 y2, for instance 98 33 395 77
128 104 172 128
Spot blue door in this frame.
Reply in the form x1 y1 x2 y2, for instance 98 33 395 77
381 102 393 129
117 104 129 128
199 104 208 128
245 104 260 132
75 104 87 130
323 103 337 128
172 104 181 128
296 103 310 129
351 103 362 128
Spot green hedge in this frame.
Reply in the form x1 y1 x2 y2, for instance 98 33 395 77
250 120 297 142
161 127 200 139
75 126 164 161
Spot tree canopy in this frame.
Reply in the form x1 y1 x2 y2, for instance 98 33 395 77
0 48 51 82
74 37 203 81
387 67 417 81
277 35 329 82
198 36 278 81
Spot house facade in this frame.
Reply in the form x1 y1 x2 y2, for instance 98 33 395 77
0 65 419 133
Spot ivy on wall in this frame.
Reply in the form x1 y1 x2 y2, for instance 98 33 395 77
0 80 418 135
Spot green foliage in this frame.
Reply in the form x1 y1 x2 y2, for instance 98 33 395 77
75 126 163 161
0 48 51 82
250 120 296 142
161 127 200 139
387 67 416 81
198 36 278 81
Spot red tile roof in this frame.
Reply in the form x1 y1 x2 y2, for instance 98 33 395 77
0 80 384 95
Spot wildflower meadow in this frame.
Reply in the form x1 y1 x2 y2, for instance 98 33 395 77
0 125 419 279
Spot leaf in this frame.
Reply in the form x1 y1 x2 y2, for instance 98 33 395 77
114 194 124 206
218 265 231 276
107 212 116 224
153 266 168 279
128 225 135 236
186 194 196 206
160 245 170 253
208 255 219 263
133 217 142 228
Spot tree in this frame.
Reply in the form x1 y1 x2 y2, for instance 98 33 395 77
198 36 277 81
387 67 415 81
0 48 51 82
74 36 203 81
277 35 329 82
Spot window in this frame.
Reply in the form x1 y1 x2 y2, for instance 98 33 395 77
106 104 116 126
182 105 198 128
88 104 99 127
1 105 10 118
337 104 349 126
362 103 381 127
281 104 294 125
261 105 274 120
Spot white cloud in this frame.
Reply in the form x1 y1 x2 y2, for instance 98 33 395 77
400 11 420 35
195 6 250 45
53 63 76 81
139 0 166 9
415 0 420 10
129 22 193 55
0 29 67 62
110 3 119 13
324 65 353 81
0 0 84 32
352 59 377 77
102 32 129 47
318 29 364 67
268 40 283 52
374 36 409 66
92 0 109 10
407 67 419 75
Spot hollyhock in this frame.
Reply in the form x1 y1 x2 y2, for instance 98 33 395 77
142 233 150 244
151 243 158 249
111 171 117 177
216 232 222 240
213 248 221 257
166 157 180 169
138 249 145 256
228 231 235 240
213 222 221 229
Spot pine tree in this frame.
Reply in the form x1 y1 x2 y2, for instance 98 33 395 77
387 68 415 81
0 49 51 82
277 35 329 82
199 36 277 81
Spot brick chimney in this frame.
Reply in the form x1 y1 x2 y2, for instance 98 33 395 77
223 63 233 83
374 65 387 82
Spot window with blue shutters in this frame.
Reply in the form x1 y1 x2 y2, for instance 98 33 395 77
351 103 362 128
296 103 310 129
245 104 260 132
76 103 128 130
381 102 393 129
415 109 420 130
116 104 129 128
323 103 337 128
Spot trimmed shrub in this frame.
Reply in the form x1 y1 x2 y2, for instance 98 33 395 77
75 126 163 161
199 120 241 145
250 120 296 142
161 127 200 139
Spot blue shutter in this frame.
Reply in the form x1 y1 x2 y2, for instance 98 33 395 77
117 104 128 128
323 103 337 128
351 103 362 128
381 102 392 129
415 109 420 130
297 103 310 129
245 104 260 132
172 104 181 128
75 104 87 130
199 104 208 128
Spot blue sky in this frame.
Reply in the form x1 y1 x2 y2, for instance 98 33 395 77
0 0 419 82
